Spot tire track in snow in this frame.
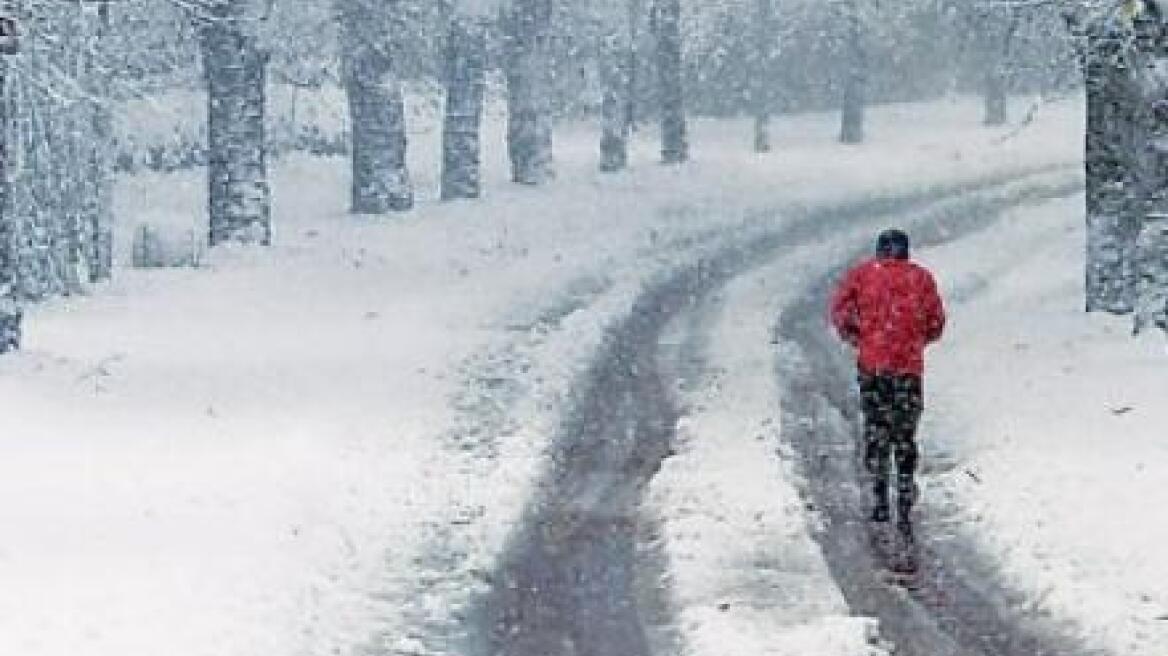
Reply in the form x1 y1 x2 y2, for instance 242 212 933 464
466 165 1086 656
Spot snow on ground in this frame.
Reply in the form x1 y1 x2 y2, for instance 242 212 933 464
0 95 1083 656
922 195 1168 656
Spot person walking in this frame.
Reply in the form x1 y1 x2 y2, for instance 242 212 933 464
829 228 945 543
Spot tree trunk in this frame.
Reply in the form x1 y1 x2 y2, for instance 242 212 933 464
441 17 486 200
984 66 1008 126
1084 27 1140 314
752 0 776 153
502 0 555 185
55 5 85 296
652 0 687 163
0 102 16 352
753 113 772 155
1135 213 1168 333
339 0 413 213
86 0 114 282
1131 9 1168 333
199 0 271 247
599 31 630 172
980 7 1013 127
627 0 644 133
7 12 57 299
0 31 13 301
63 70 87 295
42 3 85 296
839 0 864 145
0 3 106 304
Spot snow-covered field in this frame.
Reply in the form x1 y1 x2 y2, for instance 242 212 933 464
922 195 1168 656
0 95 1090 656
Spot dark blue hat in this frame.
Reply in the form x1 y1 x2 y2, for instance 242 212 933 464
876 229 910 260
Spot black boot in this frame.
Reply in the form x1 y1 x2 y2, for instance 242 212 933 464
893 484 918 573
891 520 918 575
896 516 913 541
896 480 918 527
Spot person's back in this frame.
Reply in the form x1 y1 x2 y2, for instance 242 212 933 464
828 228 945 572
832 256 944 378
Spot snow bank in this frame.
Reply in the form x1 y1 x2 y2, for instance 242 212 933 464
923 195 1168 656
0 95 1084 656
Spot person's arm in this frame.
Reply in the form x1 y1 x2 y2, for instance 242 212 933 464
923 272 946 343
830 268 860 346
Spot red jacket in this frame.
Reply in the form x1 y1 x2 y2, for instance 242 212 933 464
829 256 945 377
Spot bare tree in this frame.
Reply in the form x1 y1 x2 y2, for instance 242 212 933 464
0 6 19 348
85 0 114 282
752 0 777 153
599 29 631 171
502 0 555 185
195 0 271 246
338 0 414 213
839 0 865 144
0 0 112 340
1081 11 1140 313
441 15 486 200
1129 1 1168 332
652 0 687 163
626 0 645 132
976 3 1018 126
1065 0 1168 332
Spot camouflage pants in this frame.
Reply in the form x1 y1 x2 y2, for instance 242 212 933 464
859 373 923 519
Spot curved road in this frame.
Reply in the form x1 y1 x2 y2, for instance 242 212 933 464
467 169 1100 656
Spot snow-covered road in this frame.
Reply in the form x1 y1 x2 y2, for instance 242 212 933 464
2 97 1124 656
480 169 1088 656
